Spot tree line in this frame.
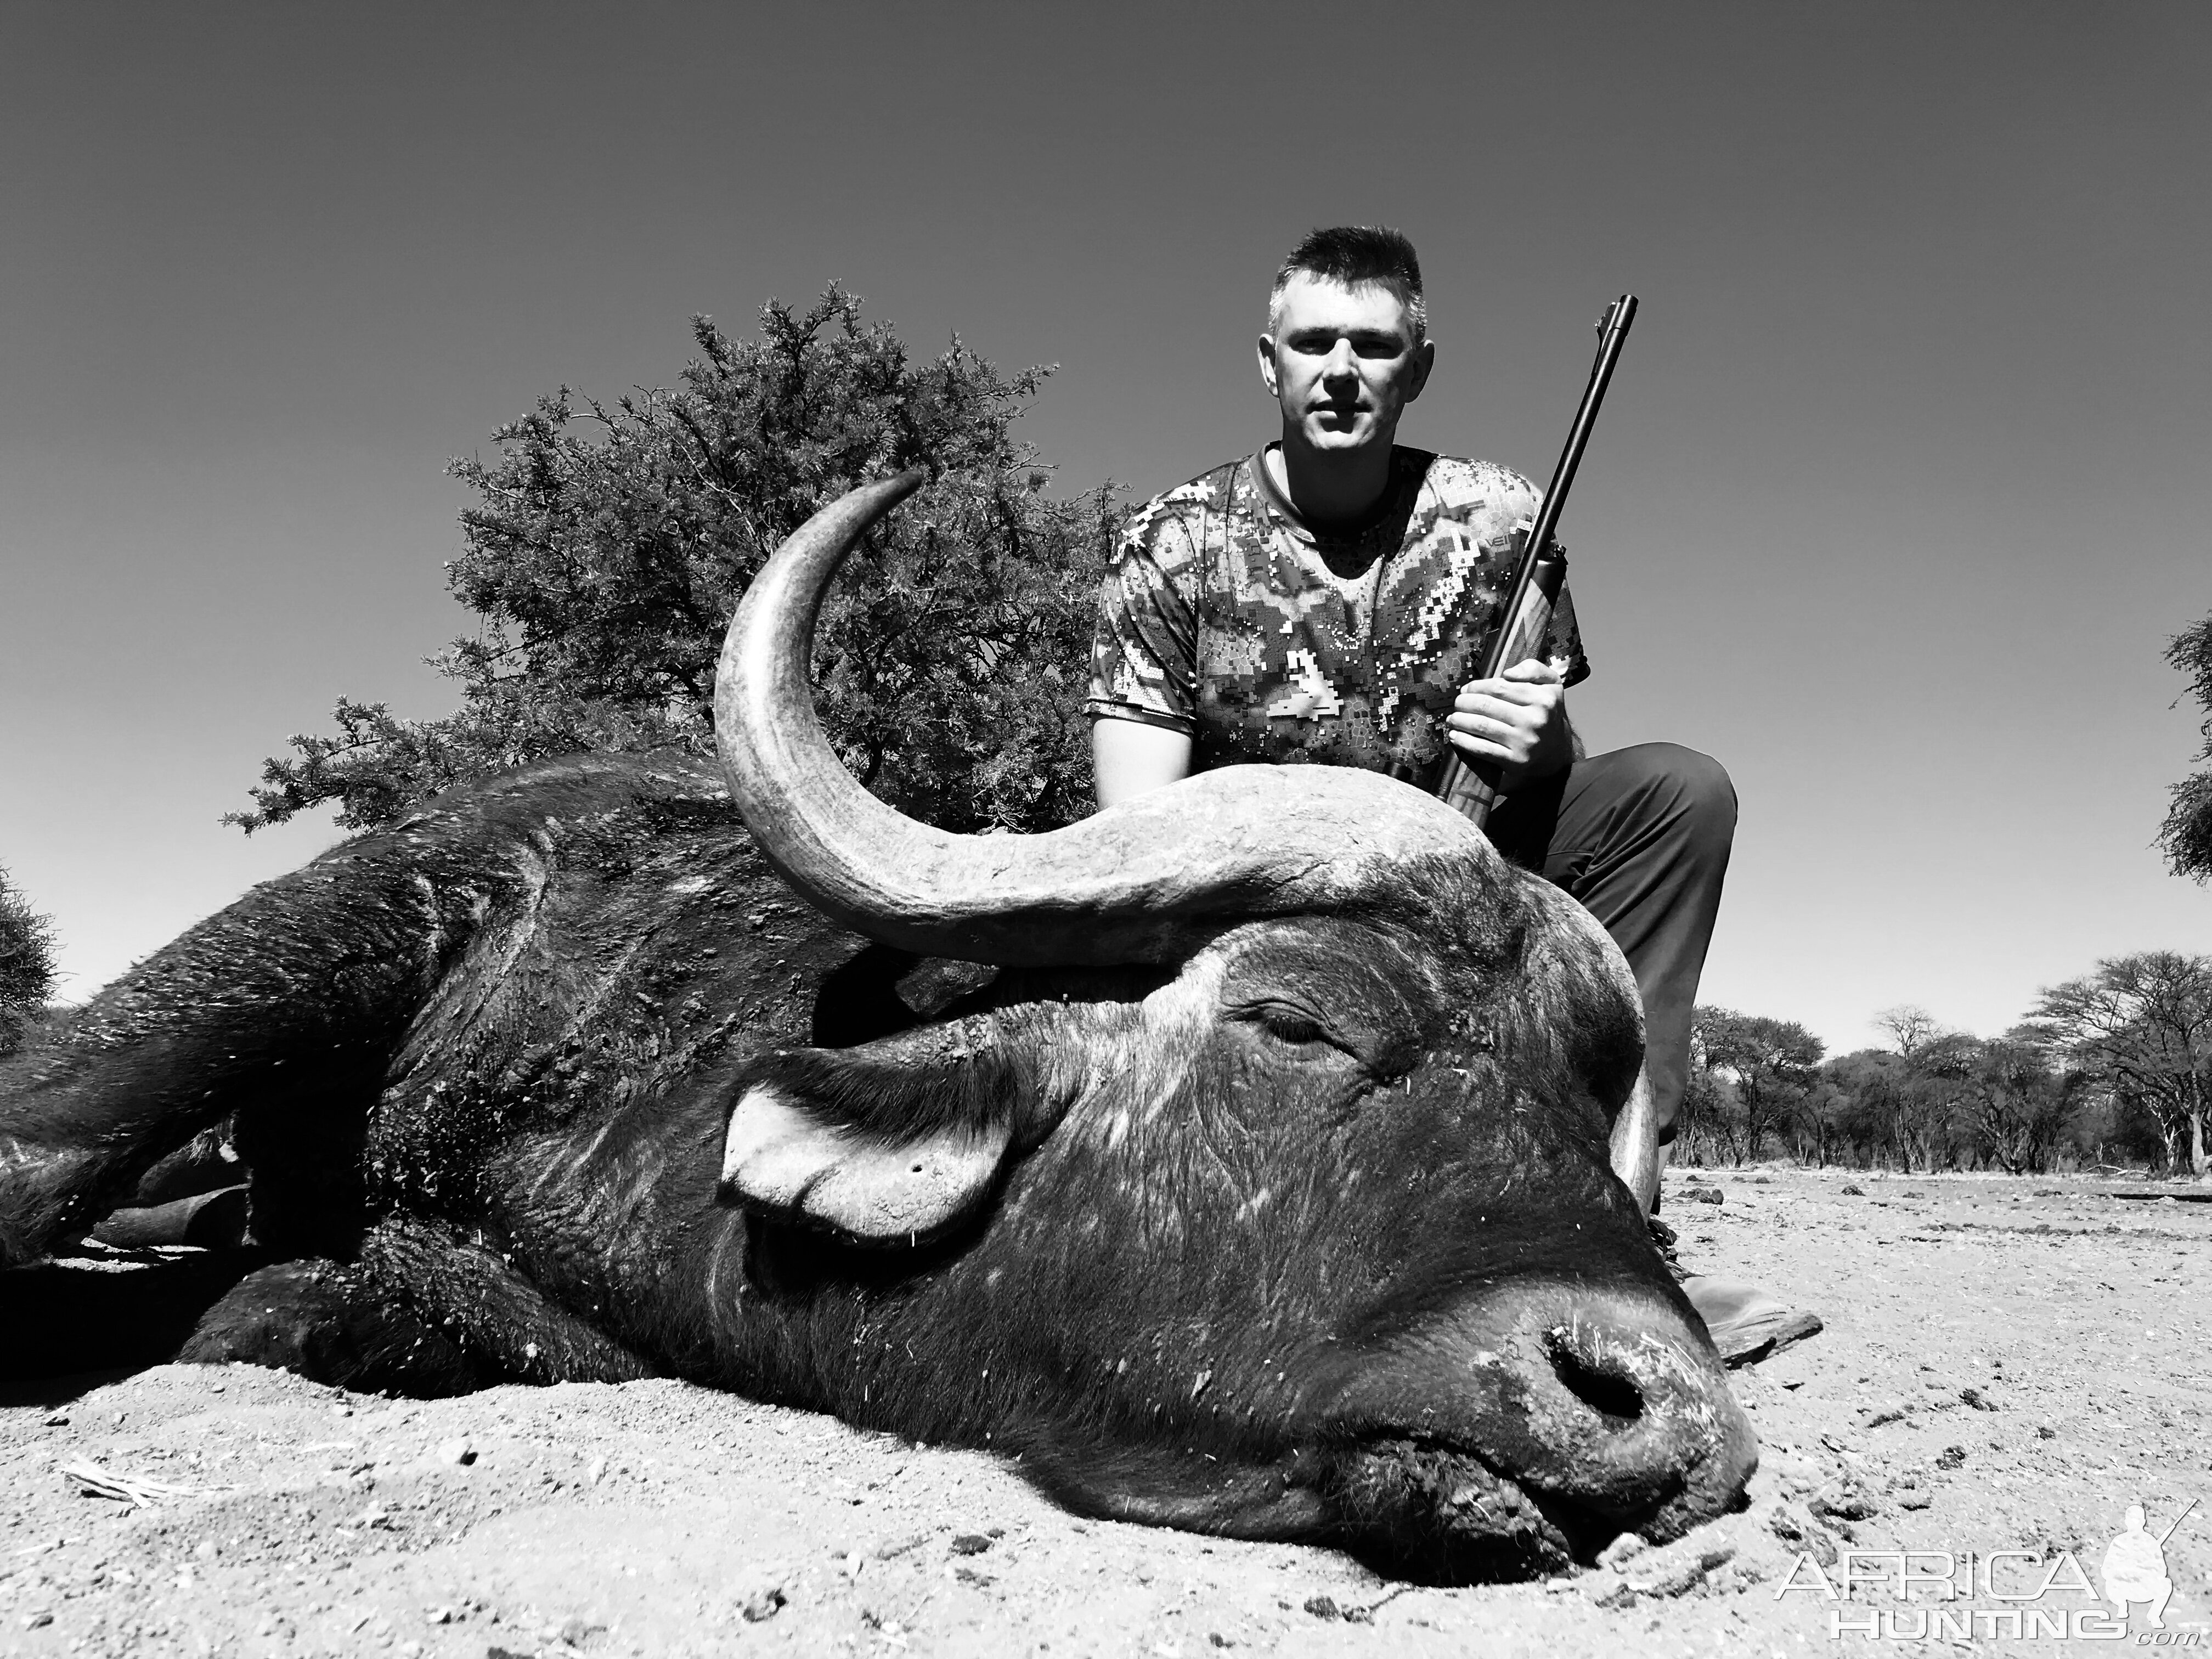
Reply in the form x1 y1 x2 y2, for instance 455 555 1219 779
1681 953 2212 1178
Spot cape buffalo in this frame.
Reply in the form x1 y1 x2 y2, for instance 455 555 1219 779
0 473 1754 1581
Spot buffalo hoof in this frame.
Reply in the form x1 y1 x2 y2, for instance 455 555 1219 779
180 1261 490 1397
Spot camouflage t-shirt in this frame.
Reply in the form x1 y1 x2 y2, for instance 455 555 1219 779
1085 446 1589 785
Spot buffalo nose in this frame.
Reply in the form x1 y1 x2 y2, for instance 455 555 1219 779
1468 1285 1757 1537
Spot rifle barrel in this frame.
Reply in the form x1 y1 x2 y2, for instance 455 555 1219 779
1438 295 1638 827
1488 293 1637 679
2157 1497 2199 1544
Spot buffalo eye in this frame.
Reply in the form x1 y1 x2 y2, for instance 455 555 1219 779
1235 1001 1355 1059
1261 1008 1327 1046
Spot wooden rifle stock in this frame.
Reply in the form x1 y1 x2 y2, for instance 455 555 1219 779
1437 294 1638 826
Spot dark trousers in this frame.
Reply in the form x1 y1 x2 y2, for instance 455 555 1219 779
1482 744 1736 1142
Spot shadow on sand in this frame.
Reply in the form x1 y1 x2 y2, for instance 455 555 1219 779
0 1242 266 1402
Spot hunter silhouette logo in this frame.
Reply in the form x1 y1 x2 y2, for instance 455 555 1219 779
2102 1499 2195 1630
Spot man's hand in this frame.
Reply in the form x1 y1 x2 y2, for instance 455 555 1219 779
1447 658 1574 786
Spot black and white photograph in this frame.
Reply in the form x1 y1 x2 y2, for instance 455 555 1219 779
2 4 2207 1654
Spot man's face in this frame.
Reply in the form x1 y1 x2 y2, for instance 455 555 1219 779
1259 274 1435 456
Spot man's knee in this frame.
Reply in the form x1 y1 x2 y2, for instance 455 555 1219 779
1609 743 1736 850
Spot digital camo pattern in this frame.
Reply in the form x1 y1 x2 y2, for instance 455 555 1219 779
1086 448 1589 783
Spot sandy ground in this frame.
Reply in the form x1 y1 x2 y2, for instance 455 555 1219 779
4 1166 2209 1657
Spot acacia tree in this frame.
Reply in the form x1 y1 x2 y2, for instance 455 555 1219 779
232 287 1114 838
1822 1049 1908 1167
1865 1004 1971 1171
1788 1071 1857 1167
2159 615 2212 881
2033 953 2212 1177
0 863 57 1056
1871 1004 1942 1064
1920 1030 2078 1175
1673 1059 1731 1166
1813 1017 1982 1168
1679 1009 1736 1164
1689 1006 1825 1165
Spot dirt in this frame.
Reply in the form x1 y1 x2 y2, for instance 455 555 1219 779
4 1167 2209 1657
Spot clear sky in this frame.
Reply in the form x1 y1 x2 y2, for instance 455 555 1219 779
2 2 2207 1056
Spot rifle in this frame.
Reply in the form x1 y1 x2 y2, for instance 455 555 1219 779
1436 294 1638 827
2156 1497 2198 1545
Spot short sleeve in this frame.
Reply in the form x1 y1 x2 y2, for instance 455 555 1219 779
1085 526 1199 734
1548 575 1592 689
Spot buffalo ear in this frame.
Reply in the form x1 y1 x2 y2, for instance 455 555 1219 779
719 1082 1012 1245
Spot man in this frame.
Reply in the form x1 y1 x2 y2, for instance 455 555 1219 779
2106 1504 2176 1628
1086 225 1813 1361
2100 1504 2175 1629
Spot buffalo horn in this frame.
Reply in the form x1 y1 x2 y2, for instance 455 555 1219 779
712 472 1488 964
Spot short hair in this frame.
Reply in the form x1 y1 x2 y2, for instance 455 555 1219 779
1268 226 1426 345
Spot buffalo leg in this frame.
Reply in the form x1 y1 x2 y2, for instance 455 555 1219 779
181 1259 492 1397
359 1216 658 1386
182 1216 657 1395
0 839 502 1267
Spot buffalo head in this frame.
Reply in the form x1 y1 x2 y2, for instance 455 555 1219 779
701 472 1756 1578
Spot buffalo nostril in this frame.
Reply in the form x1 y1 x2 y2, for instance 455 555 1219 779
1543 1330 1644 1426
